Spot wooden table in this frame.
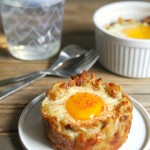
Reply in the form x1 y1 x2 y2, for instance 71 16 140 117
0 0 150 149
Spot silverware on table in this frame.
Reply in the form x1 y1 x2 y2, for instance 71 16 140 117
0 45 87 86
0 46 99 100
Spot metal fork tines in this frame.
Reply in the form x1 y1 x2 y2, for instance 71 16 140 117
0 50 99 100
53 50 99 76
0 45 87 86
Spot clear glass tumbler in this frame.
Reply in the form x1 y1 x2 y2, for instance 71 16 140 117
1 0 65 60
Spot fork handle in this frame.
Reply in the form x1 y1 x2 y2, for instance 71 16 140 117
0 73 45 100
0 71 40 86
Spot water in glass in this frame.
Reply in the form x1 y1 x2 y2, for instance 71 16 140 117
1 0 65 60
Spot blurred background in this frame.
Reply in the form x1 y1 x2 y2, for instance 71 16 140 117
0 0 149 56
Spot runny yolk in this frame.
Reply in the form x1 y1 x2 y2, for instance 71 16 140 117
66 92 104 120
122 25 150 39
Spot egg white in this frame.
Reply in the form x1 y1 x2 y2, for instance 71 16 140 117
42 85 120 124
105 19 148 37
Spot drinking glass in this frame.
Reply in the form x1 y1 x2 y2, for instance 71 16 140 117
0 0 65 60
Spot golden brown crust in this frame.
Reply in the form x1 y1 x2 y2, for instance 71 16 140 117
41 71 133 150
143 16 150 25
104 82 122 98
105 16 150 30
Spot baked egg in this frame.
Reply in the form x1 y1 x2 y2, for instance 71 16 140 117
41 71 133 150
105 17 150 39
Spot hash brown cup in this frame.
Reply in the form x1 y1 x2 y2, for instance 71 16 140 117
41 71 133 150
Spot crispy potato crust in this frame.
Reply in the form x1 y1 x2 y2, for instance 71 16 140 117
41 71 133 150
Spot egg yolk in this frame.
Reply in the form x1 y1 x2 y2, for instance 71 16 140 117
122 25 150 39
66 92 104 120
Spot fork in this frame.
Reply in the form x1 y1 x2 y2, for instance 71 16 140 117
0 45 87 86
0 50 99 100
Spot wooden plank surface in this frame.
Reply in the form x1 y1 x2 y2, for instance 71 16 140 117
0 0 150 149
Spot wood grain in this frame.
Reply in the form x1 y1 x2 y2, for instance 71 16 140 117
0 0 150 149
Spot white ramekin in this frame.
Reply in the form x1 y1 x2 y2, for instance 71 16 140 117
93 1 150 78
